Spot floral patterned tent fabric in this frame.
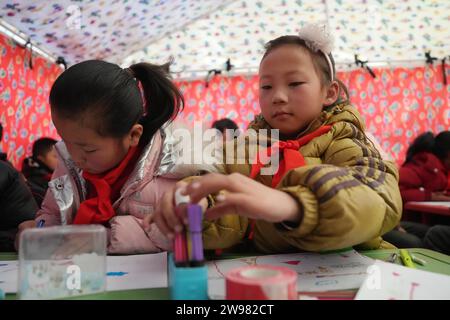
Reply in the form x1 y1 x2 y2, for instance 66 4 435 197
175 65 450 164
0 0 234 65
124 0 450 79
0 33 61 168
1 1 448 74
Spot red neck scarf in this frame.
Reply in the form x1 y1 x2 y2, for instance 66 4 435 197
74 146 142 225
250 125 333 188
246 125 332 240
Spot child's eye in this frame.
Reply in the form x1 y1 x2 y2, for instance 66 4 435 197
289 82 304 87
260 85 272 90
84 149 97 153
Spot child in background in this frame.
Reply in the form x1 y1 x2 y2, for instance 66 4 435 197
212 118 240 142
146 24 402 253
0 161 37 251
22 137 58 207
16 60 209 254
399 131 450 203
384 130 450 253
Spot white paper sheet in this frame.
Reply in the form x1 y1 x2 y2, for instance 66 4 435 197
355 260 450 300
106 252 167 291
0 261 19 293
207 249 374 299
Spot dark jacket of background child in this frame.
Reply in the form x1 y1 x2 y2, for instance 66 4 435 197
0 160 38 251
22 157 53 207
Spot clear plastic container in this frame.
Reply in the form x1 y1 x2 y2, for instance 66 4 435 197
18 225 107 299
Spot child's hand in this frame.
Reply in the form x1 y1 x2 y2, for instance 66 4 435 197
144 181 208 239
185 173 302 224
14 220 37 251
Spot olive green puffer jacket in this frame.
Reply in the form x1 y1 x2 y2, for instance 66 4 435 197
202 103 402 253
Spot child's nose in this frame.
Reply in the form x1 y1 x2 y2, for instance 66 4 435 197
272 90 288 104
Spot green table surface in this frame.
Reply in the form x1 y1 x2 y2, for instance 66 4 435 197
2 248 449 300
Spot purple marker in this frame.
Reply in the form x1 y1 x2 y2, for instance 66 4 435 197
187 204 204 266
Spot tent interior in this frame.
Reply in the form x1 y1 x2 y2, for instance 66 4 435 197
0 0 449 168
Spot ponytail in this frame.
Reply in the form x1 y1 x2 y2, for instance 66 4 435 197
49 60 183 147
128 62 184 146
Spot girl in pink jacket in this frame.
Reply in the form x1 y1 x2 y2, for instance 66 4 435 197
17 60 207 254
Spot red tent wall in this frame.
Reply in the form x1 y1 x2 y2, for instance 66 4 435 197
176 66 449 164
0 33 61 169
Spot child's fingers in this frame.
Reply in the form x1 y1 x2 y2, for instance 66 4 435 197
203 203 236 220
185 173 243 203
143 214 153 231
159 189 178 231
18 220 37 230
165 203 186 233
153 211 173 239
175 180 188 190
204 193 249 220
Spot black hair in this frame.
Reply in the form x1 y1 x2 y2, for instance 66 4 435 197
32 137 57 159
212 118 239 133
434 131 450 160
49 60 183 147
405 131 450 164
262 35 349 105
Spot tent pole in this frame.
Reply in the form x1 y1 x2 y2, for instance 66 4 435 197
173 59 438 82
0 19 60 66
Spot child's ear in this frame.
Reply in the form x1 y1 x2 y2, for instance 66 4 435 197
323 81 340 107
128 124 143 147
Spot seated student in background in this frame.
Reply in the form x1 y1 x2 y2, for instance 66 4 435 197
146 24 402 253
384 130 450 252
399 131 450 203
16 60 213 254
212 118 240 141
22 137 58 207
0 161 38 251
383 222 450 255
0 122 10 164
423 225 450 255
